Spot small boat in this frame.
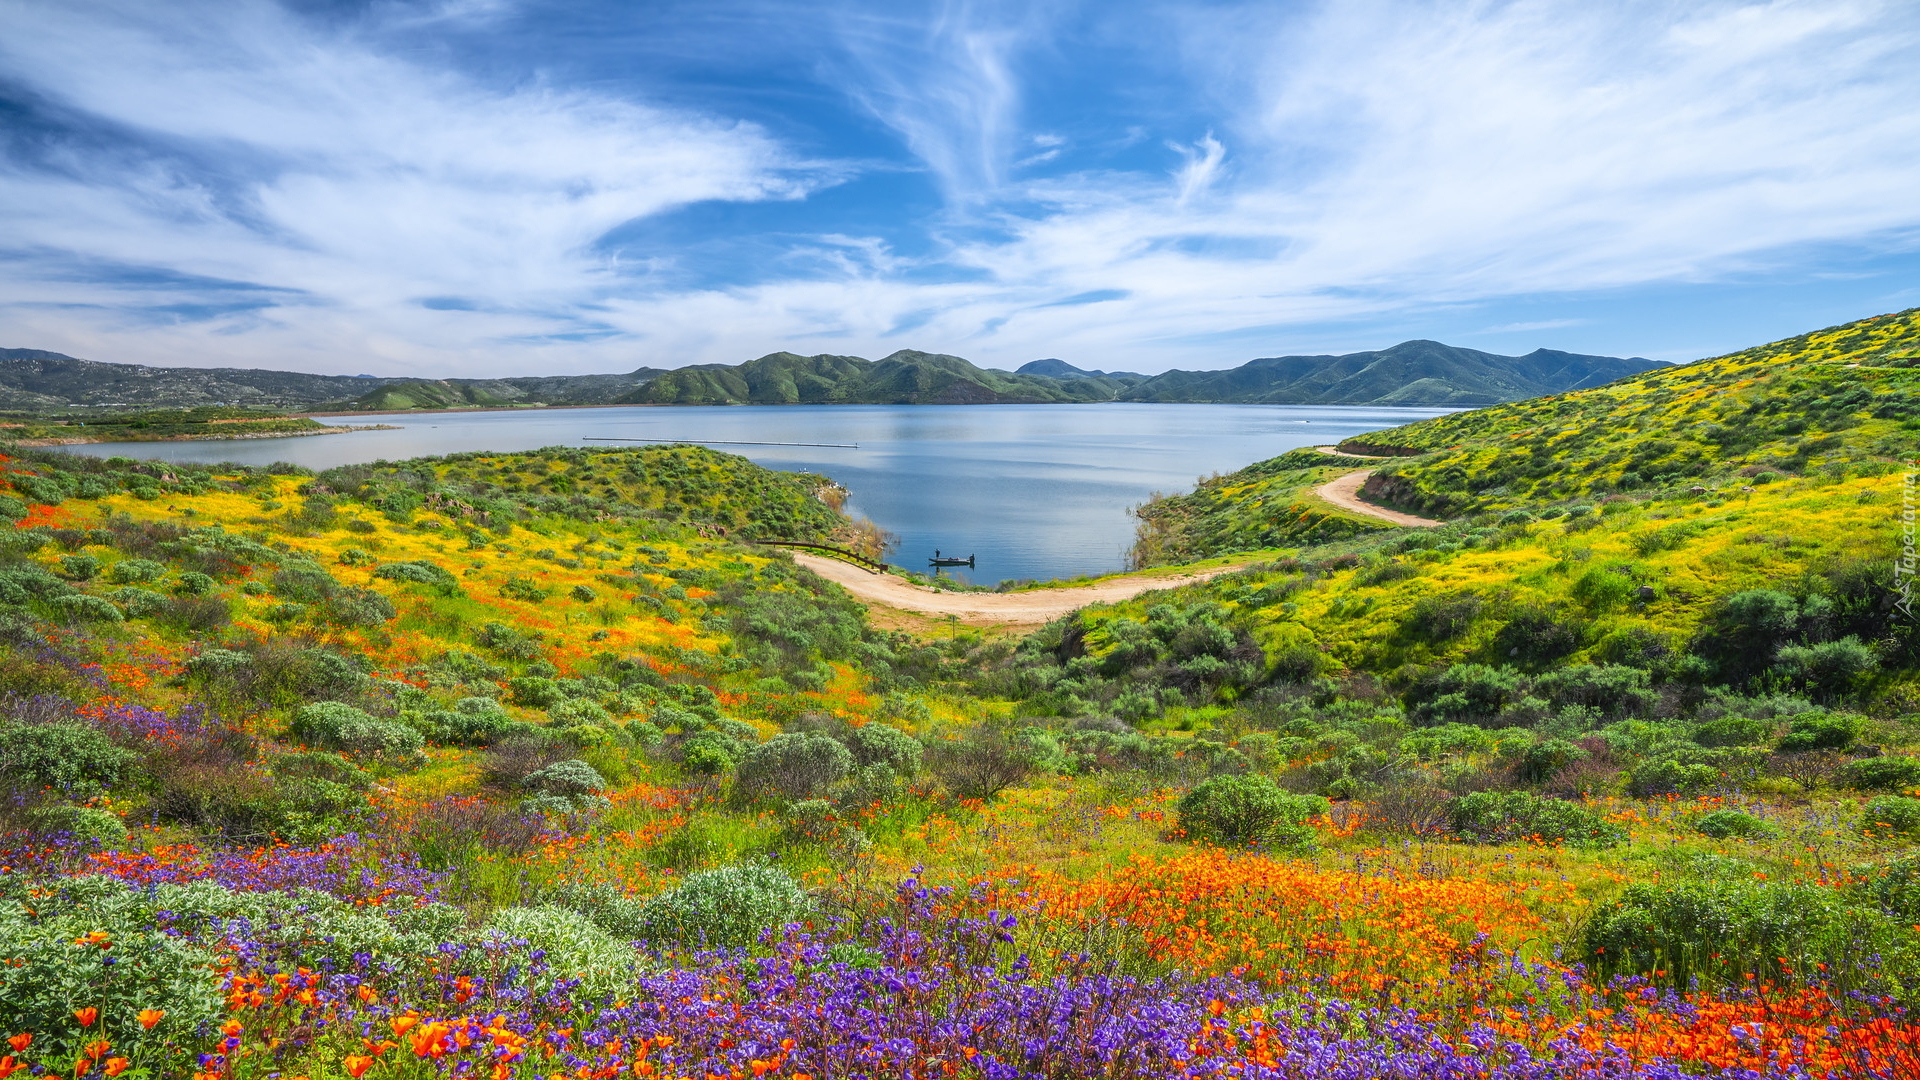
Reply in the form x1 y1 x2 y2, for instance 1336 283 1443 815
929 549 976 568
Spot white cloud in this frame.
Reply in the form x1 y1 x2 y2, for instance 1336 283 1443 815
1 0 1918 376
0 0 815 371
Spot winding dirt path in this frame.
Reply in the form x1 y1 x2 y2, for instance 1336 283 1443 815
791 552 1258 627
1313 469 1444 527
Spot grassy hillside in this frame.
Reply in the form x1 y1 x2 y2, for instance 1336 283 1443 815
1351 307 1920 517
626 349 1127 405
1123 339 1661 406
4 315 1920 1078
1130 448 1397 565
0 406 344 443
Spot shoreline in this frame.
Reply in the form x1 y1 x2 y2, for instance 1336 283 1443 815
11 424 397 447
297 400 1464 419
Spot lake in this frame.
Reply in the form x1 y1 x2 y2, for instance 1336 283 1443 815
55 403 1450 583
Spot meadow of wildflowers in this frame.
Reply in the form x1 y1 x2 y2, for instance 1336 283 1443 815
0 309 1918 1078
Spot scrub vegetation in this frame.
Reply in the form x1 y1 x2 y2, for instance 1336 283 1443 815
2 309 1920 1078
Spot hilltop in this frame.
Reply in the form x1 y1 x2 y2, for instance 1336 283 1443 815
1125 339 1660 406
2 337 1657 412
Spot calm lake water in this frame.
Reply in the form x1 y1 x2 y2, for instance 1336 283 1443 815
56 403 1450 583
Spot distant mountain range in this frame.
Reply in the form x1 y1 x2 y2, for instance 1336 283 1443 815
0 341 1661 412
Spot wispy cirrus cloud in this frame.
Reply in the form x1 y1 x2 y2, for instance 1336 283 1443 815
1 0 1918 376
0 0 820 370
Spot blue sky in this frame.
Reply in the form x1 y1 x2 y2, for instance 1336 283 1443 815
1 0 1918 377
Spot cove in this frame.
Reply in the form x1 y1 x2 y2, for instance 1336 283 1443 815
53 402 1451 583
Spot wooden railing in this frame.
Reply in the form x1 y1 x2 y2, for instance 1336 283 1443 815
758 540 890 574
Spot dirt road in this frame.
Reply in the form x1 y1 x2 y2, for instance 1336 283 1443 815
791 553 1256 627
1313 469 1444 527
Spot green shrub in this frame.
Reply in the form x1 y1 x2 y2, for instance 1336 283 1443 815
522 759 608 797
1861 796 1920 839
0 895 223 1069
0 722 137 796
271 562 338 602
1626 757 1722 797
501 577 551 602
374 561 460 588
478 906 634 998
1580 879 1898 989
172 571 217 596
322 585 397 627
846 723 923 775
477 622 544 660
24 804 129 846
635 863 811 948
1177 775 1327 849
1773 637 1878 701
1695 809 1776 840
427 697 516 745
58 554 100 581
549 698 611 728
1568 567 1633 612
1447 791 1624 847
1532 664 1654 719
1519 738 1588 783
108 585 169 618
1854 855 1920 921
545 879 649 941
1694 716 1771 747
1841 756 1920 793
570 584 597 602
288 701 424 764
1778 711 1861 752
105 558 165 584
48 593 122 621
1408 663 1521 726
508 676 563 708
683 741 733 775
734 732 853 803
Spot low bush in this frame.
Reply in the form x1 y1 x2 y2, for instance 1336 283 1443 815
478 906 634 999
105 557 166 584
1177 775 1328 849
1695 809 1777 840
24 804 130 846
508 676 563 709
501 577 551 602
0 722 137 796
1447 791 1624 847
1580 879 1899 990
48 594 122 622
522 759 608 797
375 561 461 589
288 701 424 764
1861 795 1920 840
734 732 852 802
1777 711 1861 752
1840 755 1920 793
634 863 812 948
927 728 1035 802
1693 716 1771 747
846 722 923 775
